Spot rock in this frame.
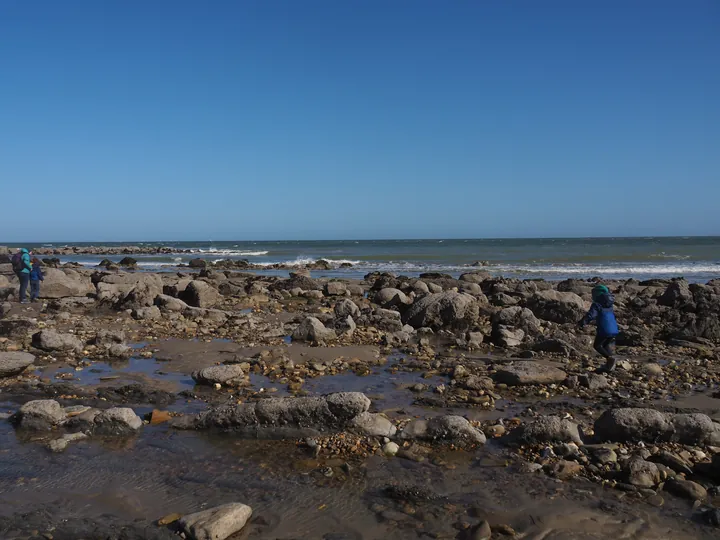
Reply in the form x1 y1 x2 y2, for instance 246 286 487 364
526 290 587 324
350 412 397 437
0 351 35 377
324 281 348 296
32 329 83 353
186 392 371 437
271 273 321 292
594 408 675 443
93 329 125 346
531 338 577 358
383 441 400 457
400 419 429 440
113 274 164 309
471 520 492 540
12 399 66 430
155 294 189 312
192 364 245 385
658 280 694 308
466 331 484 348
180 503 253 540
493 325 525 347
546 460 583 480
0 316 36 338
426 415 486 444
118 257 138 267
492 306 542 334
625 457 661 488
579 373 610 390
403 292 480 330
462 375 494 391
649 451 693 476
47 432 88 453
39 268 94 299
292 317 337 343
643 363 664 377
374 288 411 308
510 416 583 445
334 298 361 319
590 447 618 464
150 409 172 425
132 305 161 320
92 407 143 435
181 280 221 308
188 258 208 268
664 478 707 501
108 343 132 358
493 362 566 386
672 413 720 446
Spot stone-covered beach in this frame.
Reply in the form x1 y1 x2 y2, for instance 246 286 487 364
1 247 720 539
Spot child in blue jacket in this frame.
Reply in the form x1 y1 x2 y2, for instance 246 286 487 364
29 258 44 302
579 284 619 373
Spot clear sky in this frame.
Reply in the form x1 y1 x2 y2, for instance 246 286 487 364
1 1 719 242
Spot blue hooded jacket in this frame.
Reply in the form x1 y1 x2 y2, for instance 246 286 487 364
580 291 619 337
30 261 44 281
19 249 31 275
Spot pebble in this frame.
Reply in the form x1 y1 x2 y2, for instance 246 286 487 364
383 442 400 457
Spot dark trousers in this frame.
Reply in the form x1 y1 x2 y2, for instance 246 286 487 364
594 335 615 359
30 280 40 301
18 274 29 302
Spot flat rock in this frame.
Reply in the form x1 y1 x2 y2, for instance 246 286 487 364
493 362 566 386
350 412 397 437
180 503 253 540
192 364 245 385
0 351 35 377
32 329 83 353
510 416 583 445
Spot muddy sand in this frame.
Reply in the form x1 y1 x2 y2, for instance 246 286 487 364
1 264 720 539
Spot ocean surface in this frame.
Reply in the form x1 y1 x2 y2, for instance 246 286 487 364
5 237 720 282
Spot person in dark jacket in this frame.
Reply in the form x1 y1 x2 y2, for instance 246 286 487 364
29 258 44 302
579 284 620 372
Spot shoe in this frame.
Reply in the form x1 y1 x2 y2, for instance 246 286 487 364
605 357 617 373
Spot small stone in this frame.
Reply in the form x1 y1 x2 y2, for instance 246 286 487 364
383 442 399 457
471 520 492 540
150 409 171 425
158 512 183 525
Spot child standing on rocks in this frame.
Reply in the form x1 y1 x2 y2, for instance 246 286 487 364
579 284 619 373
29 257 44 302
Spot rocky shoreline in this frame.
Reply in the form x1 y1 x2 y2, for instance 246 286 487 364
1 265 720 538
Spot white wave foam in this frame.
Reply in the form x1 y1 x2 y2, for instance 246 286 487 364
192 249 269 256
491 263 720 275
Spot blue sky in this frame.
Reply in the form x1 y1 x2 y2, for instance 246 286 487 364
1 0 718 241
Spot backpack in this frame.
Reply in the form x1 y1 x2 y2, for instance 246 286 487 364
11 253 23 274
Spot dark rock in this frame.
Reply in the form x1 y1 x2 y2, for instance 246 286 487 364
493 361 566 386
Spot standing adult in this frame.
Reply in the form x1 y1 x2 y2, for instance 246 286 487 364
12 248 32 304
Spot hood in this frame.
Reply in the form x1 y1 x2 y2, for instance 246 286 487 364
595 292 614 308
20 248 29 254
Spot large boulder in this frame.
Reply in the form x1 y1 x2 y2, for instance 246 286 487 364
658 280 694 308
591 408 720 445
180 503 253 540
155 294 189 312
39 268 94 299
324 281 348 297
97 274 163 309
0 351 35 378
11 399 66 430
270 273 321 292
493 362 566 386
526 290 587 324
491 307 541 346
292 317 337 343
32 329 83 354
374 288 411 308
181 280 221 308
182 392 371 438
402 292 479 331
595 408 675 443
509 416 582 445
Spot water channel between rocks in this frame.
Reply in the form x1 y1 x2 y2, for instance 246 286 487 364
0 344 717 539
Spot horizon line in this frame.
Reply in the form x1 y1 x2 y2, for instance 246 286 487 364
2 234 719 244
